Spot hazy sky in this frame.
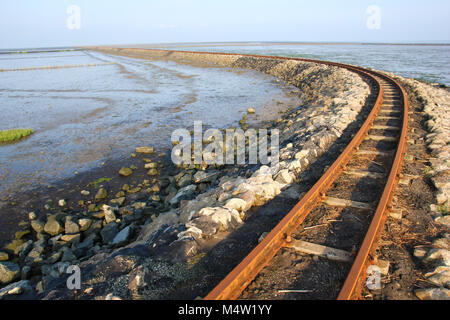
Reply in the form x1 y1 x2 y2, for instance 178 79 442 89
1 0 449 49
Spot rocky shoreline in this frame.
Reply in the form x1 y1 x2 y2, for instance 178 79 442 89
0 50 376 300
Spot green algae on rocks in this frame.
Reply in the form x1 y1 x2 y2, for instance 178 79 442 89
88 177 113 189
0 129 34 143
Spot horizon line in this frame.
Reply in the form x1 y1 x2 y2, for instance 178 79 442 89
2 40 450 51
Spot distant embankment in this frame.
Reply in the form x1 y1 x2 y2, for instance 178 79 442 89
0 48 82 55
0 62 116 72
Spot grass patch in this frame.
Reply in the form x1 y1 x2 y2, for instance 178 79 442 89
88 177 113 188
0 128 34 143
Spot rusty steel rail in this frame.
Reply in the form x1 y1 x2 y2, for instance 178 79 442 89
102 47 408 300
337 75 409 300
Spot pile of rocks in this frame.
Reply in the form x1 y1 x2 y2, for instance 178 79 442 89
405 79 450 219
413 234 450 299
0 203 142 294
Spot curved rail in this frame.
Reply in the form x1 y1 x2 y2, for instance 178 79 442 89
337 75 409 299
100 47 409 300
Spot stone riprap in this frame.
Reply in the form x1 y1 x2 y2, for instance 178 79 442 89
388 74 450 300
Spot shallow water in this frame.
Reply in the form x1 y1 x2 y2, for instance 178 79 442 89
0 50 299 194
0 52 96 70
149 43 450 85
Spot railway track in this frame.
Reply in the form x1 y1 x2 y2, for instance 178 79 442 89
164 51 408 301
103 47 409 300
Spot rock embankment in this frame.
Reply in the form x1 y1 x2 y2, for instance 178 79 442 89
394 77 450 300
0 50 370 299
402 79 450 300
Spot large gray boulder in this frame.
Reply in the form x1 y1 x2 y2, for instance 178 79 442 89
112 226 131 246
100 222 119 244
169 185 197 206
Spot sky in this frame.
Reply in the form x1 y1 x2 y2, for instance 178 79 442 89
0 0 449 49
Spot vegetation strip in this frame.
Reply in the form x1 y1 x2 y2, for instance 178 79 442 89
0 129 34 143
